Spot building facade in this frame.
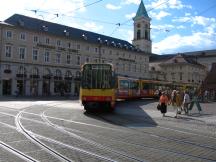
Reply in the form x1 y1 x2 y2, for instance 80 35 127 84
149 54 207 86
0 13 149 96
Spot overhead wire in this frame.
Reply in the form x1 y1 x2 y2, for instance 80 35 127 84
109 0 171 36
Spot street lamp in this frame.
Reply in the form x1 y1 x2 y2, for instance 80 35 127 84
97 37 102 63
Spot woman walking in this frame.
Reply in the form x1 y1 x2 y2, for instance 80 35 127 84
159 92 169 117
175 91 182 118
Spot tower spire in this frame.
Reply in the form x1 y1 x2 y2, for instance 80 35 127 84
133 0 149 20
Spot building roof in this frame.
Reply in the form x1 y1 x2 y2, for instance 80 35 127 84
4 14 145 53
150 54 205 67
133 0 150 20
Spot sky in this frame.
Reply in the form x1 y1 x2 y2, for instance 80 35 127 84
0 0 216 55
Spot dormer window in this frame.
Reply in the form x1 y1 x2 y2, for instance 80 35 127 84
104 40 109 45
82 34 87 40
42 25 48 31
111 41 116 46
97 37 102 43
117 43 122 48
64 30 69 36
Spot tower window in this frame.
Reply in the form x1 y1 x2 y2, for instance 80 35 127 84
137 30 141 40
145 30 148 40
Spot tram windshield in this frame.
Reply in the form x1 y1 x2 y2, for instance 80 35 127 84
81 64 114 89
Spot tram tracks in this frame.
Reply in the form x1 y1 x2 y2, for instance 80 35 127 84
0 140 38 162
42 113 216 162
1 104 216 162
0 108 124 162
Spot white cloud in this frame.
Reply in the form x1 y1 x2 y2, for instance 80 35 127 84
0 0 85 21
173 15 216 27
153 31 216 54
122 0 140 5
83 22 103 32
147 0 192 10
125 13 136 19
106 4 121 10
150 11 171 20
192 16 216 26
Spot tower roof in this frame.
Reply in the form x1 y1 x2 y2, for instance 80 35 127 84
134 0 150 20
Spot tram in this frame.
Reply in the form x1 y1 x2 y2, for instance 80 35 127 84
80 63 198 111
80 63 116 111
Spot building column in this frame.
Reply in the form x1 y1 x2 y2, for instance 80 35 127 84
71 81 75 96
50 80 54 96
0 79 2 96
11 78 17 96
38 80 43 96
25 80 30 96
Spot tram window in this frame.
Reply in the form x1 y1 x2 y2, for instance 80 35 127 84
142 83 150 90
130 81 139 89
82 64 113 89
119 80 129 89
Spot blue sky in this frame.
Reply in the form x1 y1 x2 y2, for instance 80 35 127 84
1 0 216 54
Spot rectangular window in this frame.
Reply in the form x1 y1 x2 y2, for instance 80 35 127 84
86 57 89 63
56 53 61 64
57 40 61 46
20 33 26 40
5 45 12 58
32 49 38 61
102 49 105 54
19 47 26 60
66 54 71 64
44 51 50 62
95 48 98 53
68 42 71 48
77 55 80 65
77 44 80 50
6 31 12 38
33 36 38 43
45 38 50 44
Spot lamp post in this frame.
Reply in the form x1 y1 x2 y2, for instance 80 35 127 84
97 37 102 63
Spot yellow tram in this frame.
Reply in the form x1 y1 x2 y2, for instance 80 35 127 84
80 63 116 111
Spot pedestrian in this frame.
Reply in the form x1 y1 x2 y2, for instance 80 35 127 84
159 91 169 117
204 90 208 102
182 90 190 115
171 90 177 108
175 91 182 118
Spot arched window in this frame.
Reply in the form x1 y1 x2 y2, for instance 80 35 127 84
17 66 26 74
76 71 81 77
55 69 62 77
31 67 39 75
65 71 72 78
43 68 51 76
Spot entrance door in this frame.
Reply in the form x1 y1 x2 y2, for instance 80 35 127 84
43 80 50 96
2 80 12 95
17 80 25 95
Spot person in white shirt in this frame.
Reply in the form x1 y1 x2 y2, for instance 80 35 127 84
183 91 190 115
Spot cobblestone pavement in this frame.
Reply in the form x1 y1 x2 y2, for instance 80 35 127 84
0 97 215 162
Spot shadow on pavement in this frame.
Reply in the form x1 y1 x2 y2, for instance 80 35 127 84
84 98 158 128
